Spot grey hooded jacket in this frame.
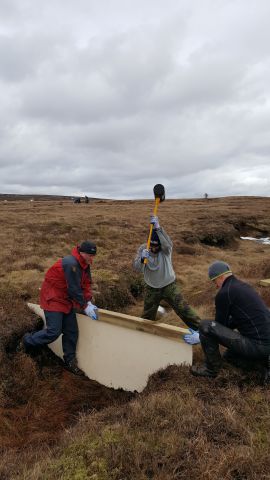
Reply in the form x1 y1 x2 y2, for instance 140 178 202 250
133 228 176 288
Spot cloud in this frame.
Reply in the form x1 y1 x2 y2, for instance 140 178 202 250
0 0 270 198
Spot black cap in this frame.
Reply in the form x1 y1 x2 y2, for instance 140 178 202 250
79 241 97 255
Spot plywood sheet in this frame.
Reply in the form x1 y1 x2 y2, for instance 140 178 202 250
27 303 192 392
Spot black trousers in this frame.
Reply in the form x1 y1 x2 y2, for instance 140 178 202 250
199 320 270 372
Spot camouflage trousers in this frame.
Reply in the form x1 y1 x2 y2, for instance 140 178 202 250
142 280 200 330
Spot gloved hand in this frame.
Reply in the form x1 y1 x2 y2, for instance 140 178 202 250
150 215 160 229
84 301 98 320
183 328 200 345
141 248 150 260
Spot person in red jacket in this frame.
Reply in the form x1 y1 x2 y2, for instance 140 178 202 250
22 241 98 375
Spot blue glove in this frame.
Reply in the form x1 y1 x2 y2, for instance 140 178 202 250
183 328 200 345
150 215 160 229
141 248 150 260
84 301 98 320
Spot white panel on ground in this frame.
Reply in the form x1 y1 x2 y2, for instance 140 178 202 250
27 303 192 392
260 279 270 286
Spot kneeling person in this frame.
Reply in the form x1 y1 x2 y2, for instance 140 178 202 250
192 261 270 381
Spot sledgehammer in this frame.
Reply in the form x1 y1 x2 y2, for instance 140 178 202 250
144 184 165 264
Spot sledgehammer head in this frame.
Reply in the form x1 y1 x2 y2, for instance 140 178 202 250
153 184 165 202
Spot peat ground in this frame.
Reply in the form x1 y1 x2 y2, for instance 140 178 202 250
1 196 270 479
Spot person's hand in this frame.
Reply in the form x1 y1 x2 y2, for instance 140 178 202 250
141 248 150 260
150 215 160 229
84 301 98 320
183 328 200 345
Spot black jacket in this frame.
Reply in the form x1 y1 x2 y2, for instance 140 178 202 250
215 275 270 345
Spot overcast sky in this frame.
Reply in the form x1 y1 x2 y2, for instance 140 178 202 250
0 0 270 199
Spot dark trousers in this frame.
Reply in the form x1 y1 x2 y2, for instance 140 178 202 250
24 310 78 363
199 320 270 372
142 281 200 330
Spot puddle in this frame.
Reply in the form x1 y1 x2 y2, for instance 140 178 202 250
240 236 270 245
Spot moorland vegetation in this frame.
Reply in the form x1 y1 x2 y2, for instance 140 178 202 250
1 196 270 479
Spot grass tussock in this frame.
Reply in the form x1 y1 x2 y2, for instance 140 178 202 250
1 197 270 478
32 365 270 480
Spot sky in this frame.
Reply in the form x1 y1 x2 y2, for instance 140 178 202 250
0 0 270 200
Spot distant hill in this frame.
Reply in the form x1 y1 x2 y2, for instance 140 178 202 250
0 193 100 202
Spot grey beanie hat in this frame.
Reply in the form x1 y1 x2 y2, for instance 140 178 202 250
208 261 232 281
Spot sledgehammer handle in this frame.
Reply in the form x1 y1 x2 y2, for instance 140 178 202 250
144 197 160 265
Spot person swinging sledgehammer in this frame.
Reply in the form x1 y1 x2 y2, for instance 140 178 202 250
133 215 201 331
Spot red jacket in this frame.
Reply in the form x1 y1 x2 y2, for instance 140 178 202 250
40 246 92 313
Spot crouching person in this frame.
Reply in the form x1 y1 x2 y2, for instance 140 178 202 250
21 241 99 376
191 261 270 382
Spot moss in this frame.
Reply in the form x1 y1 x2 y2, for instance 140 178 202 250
43 454 89 480
43 429 121 480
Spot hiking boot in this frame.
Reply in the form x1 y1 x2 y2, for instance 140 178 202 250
191 364 218 378
64 359 85 376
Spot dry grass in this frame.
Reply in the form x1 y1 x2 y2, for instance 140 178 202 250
29 364 270 480
1 196 270 479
